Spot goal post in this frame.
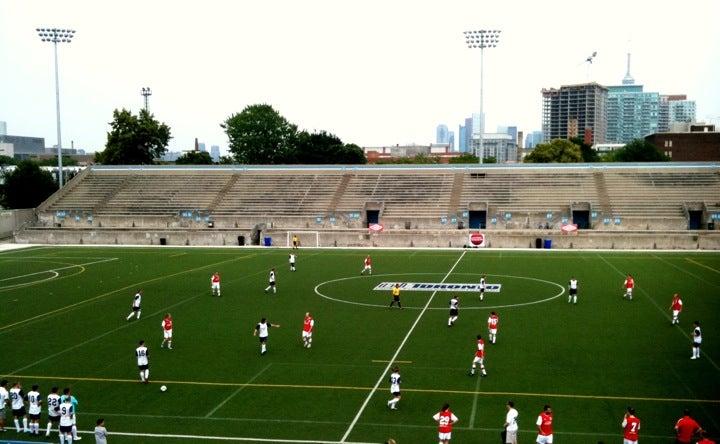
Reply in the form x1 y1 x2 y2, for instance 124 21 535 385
286 231 320 248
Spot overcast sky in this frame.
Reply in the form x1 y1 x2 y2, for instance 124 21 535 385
1 0 718 154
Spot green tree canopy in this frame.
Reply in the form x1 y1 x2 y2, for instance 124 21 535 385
175 151 214 165
0 155 17 166
34 156 78 167
292 131 366 164
0 160 57 209
222 104 297 164
569 136 599 162
608 139 669 162
96 109 171 165
524 139 583 163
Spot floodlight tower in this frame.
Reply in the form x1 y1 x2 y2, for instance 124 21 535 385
36 27 76 188
141 87 152 112
464 29 501 164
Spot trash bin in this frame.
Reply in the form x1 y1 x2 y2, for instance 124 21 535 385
238 235 245 246
543 239 552 249
263 236 272 247
535 238 542 249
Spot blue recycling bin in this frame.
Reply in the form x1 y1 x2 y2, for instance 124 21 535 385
543 239 552 249
263 236 272 247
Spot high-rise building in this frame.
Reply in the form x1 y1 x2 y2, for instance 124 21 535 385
198 142 206 152
458 125 467 152
542 83 608 144
463 117 473 152
658 95 696 132
210 145 221 162
447 131 455 150
471 133 516 162
436 124 449 144
525 131 544 149
0 121 6 136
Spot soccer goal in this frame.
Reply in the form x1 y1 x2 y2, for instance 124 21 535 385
286 231 320 248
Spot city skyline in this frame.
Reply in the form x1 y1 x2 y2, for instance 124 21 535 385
1 0 718 155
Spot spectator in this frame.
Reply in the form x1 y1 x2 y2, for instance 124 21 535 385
95 418 107 444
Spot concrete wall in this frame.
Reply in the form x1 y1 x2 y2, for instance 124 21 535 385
0 209 35 239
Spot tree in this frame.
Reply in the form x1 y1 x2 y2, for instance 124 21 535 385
96 109 172 165
569 136 599 162
222 104 297 164
0 160 57 209
524 139 583 163
175 151 214 165
448 153 479 164
608 139 669 162
0 155 17 166
35 156 78 166
292 131 366 164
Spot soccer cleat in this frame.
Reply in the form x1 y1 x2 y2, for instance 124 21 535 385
74 436 82 440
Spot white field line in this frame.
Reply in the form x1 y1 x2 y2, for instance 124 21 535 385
0 257 118 282
205 363 273 418
598 254 720 372
685 257 720 275
468 368 483 429
653 254 720 288
339 251 467 443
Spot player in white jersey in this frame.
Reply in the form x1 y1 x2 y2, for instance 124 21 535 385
60 388 80 440
386 367 402 410
45 386 61 437
0 379 9 432
691 321 702 359
479 275 486 301
264 269 277 294
448 297 460 327
289 253 296 272
136 340 150 383
126 290 142 320
254 318 280 355
9 381 29 433
568 277 578 304
27 385 42 435
58 398 74 444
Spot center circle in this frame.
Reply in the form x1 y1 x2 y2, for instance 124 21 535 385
314 272 565 310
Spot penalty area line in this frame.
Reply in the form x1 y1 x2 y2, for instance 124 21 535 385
371 360 412 364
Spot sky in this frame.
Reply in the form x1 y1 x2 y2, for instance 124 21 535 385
1 0 719 154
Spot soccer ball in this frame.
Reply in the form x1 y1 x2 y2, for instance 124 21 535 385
160 385 167 392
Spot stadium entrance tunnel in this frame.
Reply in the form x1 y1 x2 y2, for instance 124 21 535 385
314 272 564 310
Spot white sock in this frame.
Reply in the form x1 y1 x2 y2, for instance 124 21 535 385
126 312 133 320
261 344 267 353
573 295 577 303
46 422 52 434
140 371 145 381
60 434 65 444
145 369 150 380
568 295 571 303
137 311 141 319
307 338 312 348
14 418 20 431
448 318 452 326
23 417 28 431
72 424 78 438
67 435 73 443
273 287 277 293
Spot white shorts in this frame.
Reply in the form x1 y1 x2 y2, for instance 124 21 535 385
623 439 638 444
164 329 172 339
302 331 312 338
473 356 484 365
694 339 702 346
364 265 372 271
212 282 220 290
438 432 452 440
626 288 633 295
672 310 680 317
505 429 518 444
536 433 553 444
489 328 497 335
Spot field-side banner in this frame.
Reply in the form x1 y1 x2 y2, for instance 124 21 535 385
373 282 501 292
469 232 486 247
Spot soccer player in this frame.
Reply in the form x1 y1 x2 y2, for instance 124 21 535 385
469 334 487 376
27 385 42 435
302 312 314 348
45 386 61 437
479 275 486 301
58 396 74 444
698 431 717 444
0 379 8 432
264 268 277 294
161 313 173 349
504 400 519 444
136 340 150 383
568 277 578 304
361 255 372 275
670 293 683 325
60 388 80 441
94 418 107 444
292 234 299 249
691 321 702 359
387 366 401 410
211 272 221 297
488 312 499 344
433 403 458 444
623 274 635 300
254 318 280 355
9 381 28 434
389 284 402 309
126 290 142 320
536 404 553 444
675 409 703 444
448 296 459 327
289 253 297 272
621 406 640 444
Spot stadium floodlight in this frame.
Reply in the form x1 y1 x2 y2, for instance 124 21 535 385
36 27 76 188
464 29 501 164
141 87 152 112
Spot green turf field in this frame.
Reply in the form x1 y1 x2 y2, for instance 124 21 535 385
1 245 719 443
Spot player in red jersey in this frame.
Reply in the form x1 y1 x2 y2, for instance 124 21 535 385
675 409 703 444
302 312 314 348
670 293 683 325
487 312 499 344
433 403 458 444
621 406 640 444
697 431 717 444
535 404 553 444
469 335 487 377
161 313 173 349
361 255 372 275
623 274 635 300
211 272 221 297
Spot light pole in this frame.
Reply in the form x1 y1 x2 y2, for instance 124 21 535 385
464 29 501 164
37 27 75 188
141 87 152 112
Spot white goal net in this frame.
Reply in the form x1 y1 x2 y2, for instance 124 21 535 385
285 231 320 248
